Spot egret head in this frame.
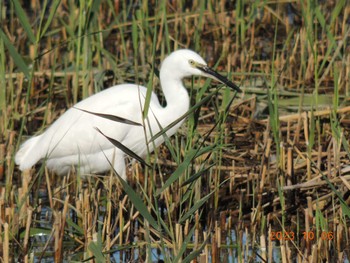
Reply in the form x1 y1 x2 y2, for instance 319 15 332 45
160 49 241 92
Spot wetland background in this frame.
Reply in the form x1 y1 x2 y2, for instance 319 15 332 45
1 0 350 262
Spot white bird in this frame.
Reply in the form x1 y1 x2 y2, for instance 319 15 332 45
15 49 240 179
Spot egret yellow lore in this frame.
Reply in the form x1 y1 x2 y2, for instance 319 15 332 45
15 49 240 179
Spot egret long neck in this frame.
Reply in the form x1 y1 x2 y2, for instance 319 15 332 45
160 73 190 127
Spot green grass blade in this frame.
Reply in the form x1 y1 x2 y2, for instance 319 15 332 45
87 232 105 262
182 233 210 263
181 164 215 187
149 89 218 143
0 28 30 78
100 151 160 231
19 227 52 238
117 174 159 231
94 127 151 168
12 0 36 43
155 145 216 196
40 0 61 38
74 107 142 126
173 225 196 263
0 37 5 113
65 217 84 236
142 10 158 119
179 191 212 224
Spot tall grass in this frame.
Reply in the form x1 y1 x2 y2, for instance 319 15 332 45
1 0 350 262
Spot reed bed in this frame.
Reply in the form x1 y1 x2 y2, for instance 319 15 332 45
1 0 350 262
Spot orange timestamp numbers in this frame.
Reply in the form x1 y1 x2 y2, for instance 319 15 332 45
270 231 334 241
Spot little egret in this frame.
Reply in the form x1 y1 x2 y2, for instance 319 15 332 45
15 49 240 179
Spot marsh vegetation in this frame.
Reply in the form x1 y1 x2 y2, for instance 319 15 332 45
1 0 350 262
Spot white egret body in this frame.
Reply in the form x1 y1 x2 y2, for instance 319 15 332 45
15 49 240 178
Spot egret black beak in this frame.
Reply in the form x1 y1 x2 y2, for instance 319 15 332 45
197 64 241 92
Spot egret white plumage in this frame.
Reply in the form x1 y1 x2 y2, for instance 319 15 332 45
15 49 240 179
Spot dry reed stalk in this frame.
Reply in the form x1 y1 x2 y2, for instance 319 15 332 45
310 244 317 263
302 113 312 181
14 74 24 113
23 207 33 263
211 221 218 262
260 232 267 261
5 207 12 236
119 199 124 246
76 193 82 229
317 237 324 261
0 144 4 180
286 142 323 170
110 211 139 247
307 196 313 219
339 252 345 263
287 148 293 186
259 138 272 194
92 188 100 237
268 225 273 263
54 211 61 262
318 28 350 87
184 218 189 239
327 141 333 179
219 215 225 251
316 144 322 171
286 120 291 142
243 227 248 263
194 225 199 259
339 175 350 191
236 226 242 263
175 223 183 258
297 253 303 262
86 210 93 259
280 243 287 263
83 188 93 259
286 241 292 262
0 188 4 243
104 178 113 262
4 70 105 92
59 195 69 251
3 222 9 262
304 208 310 257
46 102 53 124
198 253 206 263
229 161 235 194
195 210 200 244
268 106 350 123
18 187 24 218
337 223 343 255
203 231 209 263
211 233 218 263
281 142 286 172
6 132 16 192
332 137 341 175
19 170 31 222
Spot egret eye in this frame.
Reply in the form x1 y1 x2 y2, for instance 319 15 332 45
189 59 196 66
